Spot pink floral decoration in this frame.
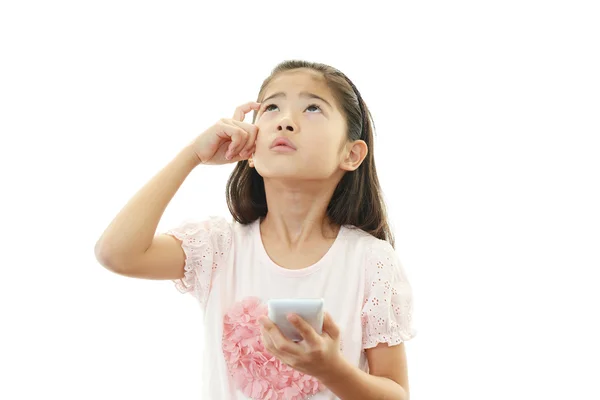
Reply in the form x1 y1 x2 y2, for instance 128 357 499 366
222 296 325 399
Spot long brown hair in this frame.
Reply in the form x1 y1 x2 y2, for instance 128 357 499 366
225 60 395 248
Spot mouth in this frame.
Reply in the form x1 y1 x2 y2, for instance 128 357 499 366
270 137 297 150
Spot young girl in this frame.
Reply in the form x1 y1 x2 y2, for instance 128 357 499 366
95 60 417 400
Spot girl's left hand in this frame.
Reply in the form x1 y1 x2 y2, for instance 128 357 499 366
258 312 344 380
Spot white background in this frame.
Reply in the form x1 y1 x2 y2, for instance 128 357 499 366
1 1 598 399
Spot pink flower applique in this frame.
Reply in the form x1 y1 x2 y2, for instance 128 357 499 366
222 296 325 400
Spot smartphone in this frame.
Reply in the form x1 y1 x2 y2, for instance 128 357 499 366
267 298 325 342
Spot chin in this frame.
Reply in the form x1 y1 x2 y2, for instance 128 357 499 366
256 166 305 180
254 152 338 181
255 163 329 181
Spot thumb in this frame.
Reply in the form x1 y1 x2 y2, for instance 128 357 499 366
322 312 340 340
229 152 252 164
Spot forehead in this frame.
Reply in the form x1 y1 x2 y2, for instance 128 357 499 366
264 69 332 100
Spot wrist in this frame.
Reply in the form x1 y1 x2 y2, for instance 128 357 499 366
179 145 202 168
318 355 355 387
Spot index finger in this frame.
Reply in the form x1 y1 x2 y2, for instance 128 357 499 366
233 101 261 122
288 314 321 346
259 317 302 356
322 312 340 340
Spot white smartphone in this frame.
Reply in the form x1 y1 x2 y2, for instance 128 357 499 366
267 298 325 342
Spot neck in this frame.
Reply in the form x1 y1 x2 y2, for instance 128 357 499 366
261 178 340 248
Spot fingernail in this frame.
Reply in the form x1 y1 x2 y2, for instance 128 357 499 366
225 153 231 160
287 314 298 322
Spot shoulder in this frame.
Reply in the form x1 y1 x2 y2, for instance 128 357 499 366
341 225 397 266
230 217 258 238
340 225 410 290
165 216 237 304
166 216 234 257
167 215 233 234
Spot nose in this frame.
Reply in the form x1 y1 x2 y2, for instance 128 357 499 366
276 116 296 132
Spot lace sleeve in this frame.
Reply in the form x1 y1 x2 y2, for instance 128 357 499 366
164 216 232 307
361 239 417 349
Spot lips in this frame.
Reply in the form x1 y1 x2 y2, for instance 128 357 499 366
270 137 297 150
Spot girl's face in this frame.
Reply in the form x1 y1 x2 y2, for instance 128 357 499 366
251 69 349 181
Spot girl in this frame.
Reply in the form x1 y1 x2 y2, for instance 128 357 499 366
95 60 417 400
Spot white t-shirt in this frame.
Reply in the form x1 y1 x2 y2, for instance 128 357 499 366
166 216 417 400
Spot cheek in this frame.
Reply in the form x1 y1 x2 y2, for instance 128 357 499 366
255 132 268 150
254 122 267 147
311 135 345 157
302 143 343 172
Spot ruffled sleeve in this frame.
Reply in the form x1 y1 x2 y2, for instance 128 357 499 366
361 239 417 349
164 216 232 307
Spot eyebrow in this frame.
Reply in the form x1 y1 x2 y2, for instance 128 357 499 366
261 91 333 109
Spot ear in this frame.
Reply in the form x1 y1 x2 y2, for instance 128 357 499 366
248 153 255 168
340 140 368 171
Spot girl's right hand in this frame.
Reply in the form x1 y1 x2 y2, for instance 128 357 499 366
190 101 262 165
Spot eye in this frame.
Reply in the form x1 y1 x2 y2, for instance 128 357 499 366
262 103 323 113
305 104 322 113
